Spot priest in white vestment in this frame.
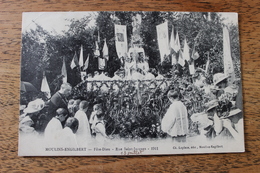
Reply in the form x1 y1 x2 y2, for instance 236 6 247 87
161 90 189 142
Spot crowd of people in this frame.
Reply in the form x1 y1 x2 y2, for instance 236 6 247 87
19 83 112 147
189 71 243 141
80 50 163 84
19 59 243 147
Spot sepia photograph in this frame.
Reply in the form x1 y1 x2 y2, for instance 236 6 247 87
19 11 244 156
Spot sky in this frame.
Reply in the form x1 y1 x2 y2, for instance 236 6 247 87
22 12 238 35
22 11 98 35
219 12 238 25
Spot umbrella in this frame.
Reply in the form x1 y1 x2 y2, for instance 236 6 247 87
20 81 38 92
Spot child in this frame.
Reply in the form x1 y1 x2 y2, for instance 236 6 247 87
57 117 79 148
89 103 103 135
74 101 91 146
92 111 109 144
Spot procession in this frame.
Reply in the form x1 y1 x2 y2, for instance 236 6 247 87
19 11 244 155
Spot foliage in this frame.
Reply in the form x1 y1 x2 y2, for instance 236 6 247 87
71 76 208 138
21 11 240 93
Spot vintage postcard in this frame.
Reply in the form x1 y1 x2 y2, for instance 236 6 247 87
19 11 244 156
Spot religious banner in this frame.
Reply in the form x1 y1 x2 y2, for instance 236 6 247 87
223 26 235 85
115 24 128 59
156 21 170 63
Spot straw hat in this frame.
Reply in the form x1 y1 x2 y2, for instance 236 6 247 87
221 108 242 119
20 116 34 125
23 99 45 113
213 73 228 86
206 99 219 112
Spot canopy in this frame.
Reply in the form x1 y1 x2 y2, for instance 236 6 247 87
20 81 37 92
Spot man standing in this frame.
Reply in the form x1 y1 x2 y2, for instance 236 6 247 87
161 89 189 142
47 83 72 120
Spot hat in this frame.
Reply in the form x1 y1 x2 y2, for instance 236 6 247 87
213 73 228 86
23 99 45 113
20 116 34 125
206 99 219 112
19 105 26 111
221 108 242 119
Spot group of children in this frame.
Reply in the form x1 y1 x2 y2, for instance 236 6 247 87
19 98 110 148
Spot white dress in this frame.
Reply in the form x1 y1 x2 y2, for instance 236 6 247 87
74 110 91 146
92 120 107 145
57 127 78 148
44 117 63 146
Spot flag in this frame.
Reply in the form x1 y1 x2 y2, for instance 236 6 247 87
173 31 181 53
61 57 67 83
169 26 175 51
98 57 106 70
204 12 211 21
183 38 190 62
97 30 100 43
156 21 170 63
80 72 86 81
70 52 79 69
115 24 128 59
205 53 210 74
223 26 235 85
94 41 100 57
41 72 51 99
79 45 84 67
103 39 109 60
83 54 89 70
178 50 185 67
171 52 177 65
191 44 200 60
189 60 195 75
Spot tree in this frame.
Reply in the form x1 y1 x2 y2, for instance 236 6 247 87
21 12 240 92
21 16 96 92
21 25 50 90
